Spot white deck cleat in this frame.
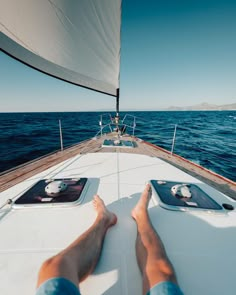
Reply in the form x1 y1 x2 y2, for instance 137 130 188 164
45 181 68 197
171 184 192 198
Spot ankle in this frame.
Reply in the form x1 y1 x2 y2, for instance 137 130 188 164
96 211 117 229
133 210 149 225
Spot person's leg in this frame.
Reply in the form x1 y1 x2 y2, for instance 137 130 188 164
37 195 117 289
132 184 178 295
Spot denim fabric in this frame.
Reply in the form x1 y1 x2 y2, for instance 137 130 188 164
36 277 80 295
147 281 184 295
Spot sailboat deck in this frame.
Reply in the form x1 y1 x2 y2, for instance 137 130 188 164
0 134 236 295
0 133 235 199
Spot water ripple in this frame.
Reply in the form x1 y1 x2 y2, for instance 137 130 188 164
0 111 235 181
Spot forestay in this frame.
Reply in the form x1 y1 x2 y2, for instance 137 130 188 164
0 0 121 96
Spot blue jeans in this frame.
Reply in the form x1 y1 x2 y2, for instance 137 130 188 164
36 277 184 295
147 281 184 295
36 278 80 295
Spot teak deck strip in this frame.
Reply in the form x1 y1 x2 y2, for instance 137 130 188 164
0 133 235 199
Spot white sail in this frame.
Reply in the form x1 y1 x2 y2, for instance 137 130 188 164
0 0 121 97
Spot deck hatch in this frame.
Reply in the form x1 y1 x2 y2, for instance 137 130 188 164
14 178 87 205
102 139 135 148
151 180 222 211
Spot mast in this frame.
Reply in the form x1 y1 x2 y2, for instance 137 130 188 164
116 88 120 116
114 88 120 133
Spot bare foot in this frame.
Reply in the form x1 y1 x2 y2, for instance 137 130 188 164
93 195 117 227
132 184 152 221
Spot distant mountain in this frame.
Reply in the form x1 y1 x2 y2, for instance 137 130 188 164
166 102 236 111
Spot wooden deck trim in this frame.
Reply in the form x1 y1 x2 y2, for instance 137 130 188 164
138 139 236 199
141 139 236 185
0 137 103 192
0 133 235 200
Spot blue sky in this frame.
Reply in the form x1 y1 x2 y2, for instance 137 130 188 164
1 0 236 112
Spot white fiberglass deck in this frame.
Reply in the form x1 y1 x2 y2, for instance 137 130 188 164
0 152 236 295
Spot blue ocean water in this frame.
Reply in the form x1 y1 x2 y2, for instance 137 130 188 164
0 111 235 181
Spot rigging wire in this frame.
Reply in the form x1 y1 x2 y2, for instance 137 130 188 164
0 129 104 209
1 115 234 203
